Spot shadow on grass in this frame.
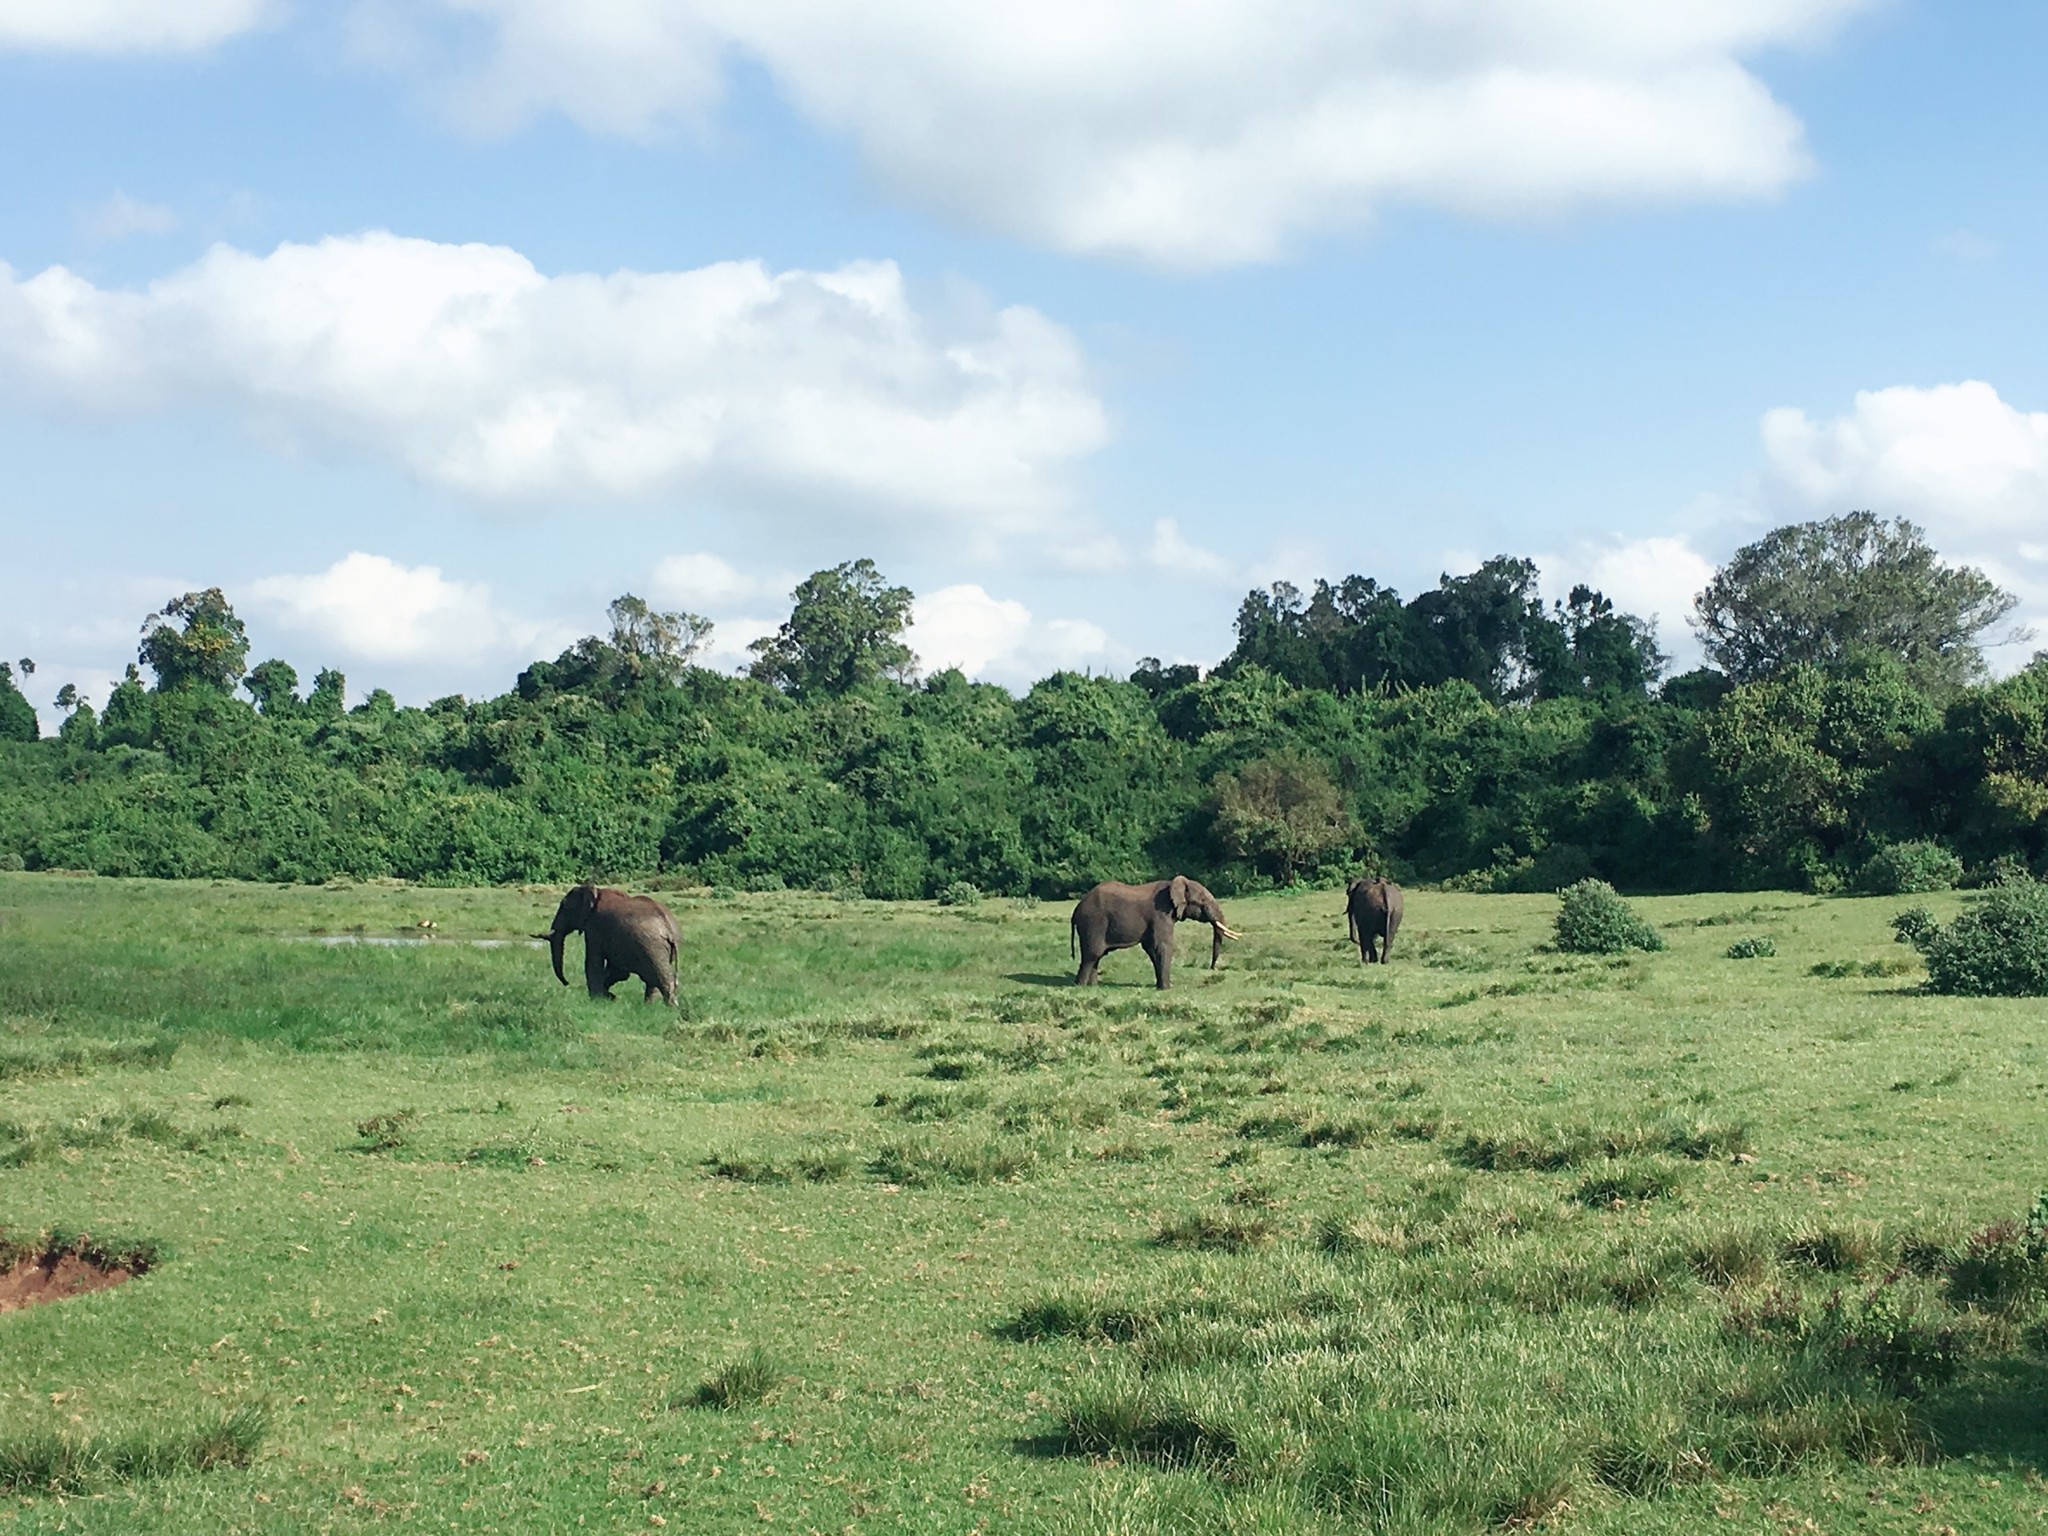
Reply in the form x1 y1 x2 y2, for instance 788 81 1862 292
1924 1356 2048 1471
1003 973 1079 988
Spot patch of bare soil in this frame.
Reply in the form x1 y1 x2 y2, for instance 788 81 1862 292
0 1243 144 1313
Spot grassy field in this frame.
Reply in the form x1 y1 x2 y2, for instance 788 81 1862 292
0 871 2042 1534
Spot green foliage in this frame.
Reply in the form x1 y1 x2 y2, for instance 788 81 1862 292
1857 840 1963 895
1209 750 1358 884
747 559 914 697
1553 879 1665 954
1890 907 1939 948
0 663 36 744
138 588 250 692
1724 935 1776 959
936 880 981 907
1694 511 2017 692
1922 879 2048 996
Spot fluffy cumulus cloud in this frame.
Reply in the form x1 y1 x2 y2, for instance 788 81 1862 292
383 0 1873 266
1538 535 1719 669
1758 380 2048 659
0 0 272 52
906 583 1110 687
0 232 1107 531
1146 518 1233 583
243 551 568 669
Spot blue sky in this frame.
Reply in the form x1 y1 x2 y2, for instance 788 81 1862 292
2 1 2043 723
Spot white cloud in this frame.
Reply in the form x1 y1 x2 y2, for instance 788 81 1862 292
78 192 176 243
243 551 566 668
648 551 790 612
383 0 1872 266
0 0 272 52
1758 380 2048 663
906 583 1110 686
1539 534 1718 671
0 232 1108 534
1146 517 1232 583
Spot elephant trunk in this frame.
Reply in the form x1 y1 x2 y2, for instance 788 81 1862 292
549 929 569 986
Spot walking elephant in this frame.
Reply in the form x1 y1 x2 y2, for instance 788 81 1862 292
1346 876 1403 964
539 884 681 1004
1070 875 1241 989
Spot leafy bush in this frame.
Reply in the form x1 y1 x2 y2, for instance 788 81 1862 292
1554 879 1665 955
1981 853 2034 887
936 880 981 907
1890 907 1938 948
1923 880 2048 996
1856 840 1963 895
1725 936 1775 959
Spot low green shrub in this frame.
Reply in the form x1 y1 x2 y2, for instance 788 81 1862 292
936 880 981 907
1856 841 1963 896
1724 936 1775 959
1554 880 1664 955
1923 880 2048 996
1891 906 1939 947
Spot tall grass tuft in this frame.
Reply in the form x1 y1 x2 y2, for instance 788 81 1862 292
682 1347 786 1410
0 1404 266 1492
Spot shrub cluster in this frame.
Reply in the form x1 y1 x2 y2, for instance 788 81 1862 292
1922 880 2048 996
1554 880 1665 955
1724 935 1775 959
1857 840 1964 895
1890 907 1939 947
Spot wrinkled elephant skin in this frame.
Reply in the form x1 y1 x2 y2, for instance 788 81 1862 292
542 884 681 1005
1070 875 1240 990
1346 877 1403 964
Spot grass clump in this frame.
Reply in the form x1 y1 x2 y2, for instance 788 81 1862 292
0 1035 177 1081
1554 879 1665 955
1922 880 2048 995
1724 935 1776 959
1780 1220 1885 1275
681 1347 785 1410
1056 1375 1240 1468
1575 1164 1680 1206
1943 1198 2048 1310
1688 1228 1777 1287
870 1136 1037 1186
352 1108 417 1152
0 1404 266 1493
1153 1210 1275 1252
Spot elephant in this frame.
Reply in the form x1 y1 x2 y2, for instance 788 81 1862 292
1070 875 1241 989
1345 876 1403 964
538 884 681 1004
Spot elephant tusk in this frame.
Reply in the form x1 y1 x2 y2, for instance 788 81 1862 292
1219 925 1244 940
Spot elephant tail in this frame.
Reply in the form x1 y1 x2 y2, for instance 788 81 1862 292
1070 914 1077 958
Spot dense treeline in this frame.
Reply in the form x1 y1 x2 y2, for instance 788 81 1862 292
1 522 2042 896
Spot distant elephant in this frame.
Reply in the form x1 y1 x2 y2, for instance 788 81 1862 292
1070 875 1241 989
1346 876 1403 964
539 884 680 1004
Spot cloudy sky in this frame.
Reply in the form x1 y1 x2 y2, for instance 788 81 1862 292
3 1 2044 721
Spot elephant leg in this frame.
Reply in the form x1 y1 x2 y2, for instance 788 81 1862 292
1076 950 1100 985
1144 932 1173 990
584 945 616 1000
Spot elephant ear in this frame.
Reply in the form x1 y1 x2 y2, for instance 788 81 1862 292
1168 875 1192 921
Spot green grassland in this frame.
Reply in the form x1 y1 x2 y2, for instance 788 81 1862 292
0 872 2043 1534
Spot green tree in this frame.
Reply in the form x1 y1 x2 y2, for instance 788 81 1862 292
1210 750 1360 884
244 659 301 716
0 661 37 742
139 588 250 692
307 668 347 720
748 560 916 698
608 594 712 684
100 664 153 747
1692 512 2017 693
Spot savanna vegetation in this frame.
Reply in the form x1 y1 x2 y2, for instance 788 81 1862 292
1 515 2042 900
0 875 2043 1532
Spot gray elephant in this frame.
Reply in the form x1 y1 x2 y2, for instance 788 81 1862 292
1070 876 1241 989
540 884 681 1004
1345 876 1403 963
